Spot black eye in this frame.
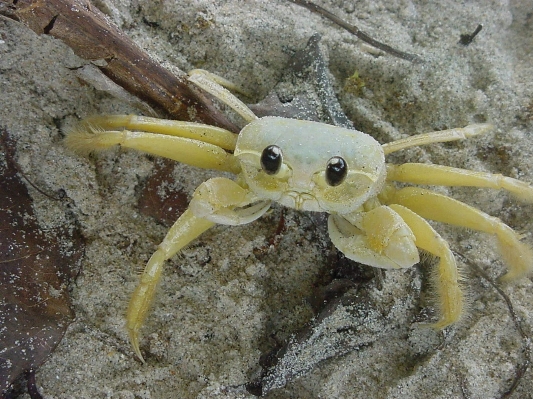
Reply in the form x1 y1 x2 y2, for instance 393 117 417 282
260 145 282 175
325 156 347 186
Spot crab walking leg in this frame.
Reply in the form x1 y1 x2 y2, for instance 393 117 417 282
75 114 238 150
187 69 258 124
127 209 215 362
381 123 493 155
128 177 270 361
387 163 533 202
388 204 464 328
188 69 251 98
66 129 241 173
383 187 533 281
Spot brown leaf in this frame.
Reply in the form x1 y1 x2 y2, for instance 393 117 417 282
137 159 190 226
0 129 84 395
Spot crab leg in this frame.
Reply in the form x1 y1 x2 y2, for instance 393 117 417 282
388 204 464 328
188 69 257 124
127 209 214 362
382 186 533 281
386 163 533 202
127 177 270 362
73 114 238 150
66 123 241 173
381 123 492 155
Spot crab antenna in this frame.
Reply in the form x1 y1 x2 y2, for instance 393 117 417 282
382 124 493 155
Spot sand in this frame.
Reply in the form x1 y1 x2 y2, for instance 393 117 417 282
1 0 533 398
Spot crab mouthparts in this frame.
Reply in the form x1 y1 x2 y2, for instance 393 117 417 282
279 191 322 212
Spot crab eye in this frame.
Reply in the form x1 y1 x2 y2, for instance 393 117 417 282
260 145 282 175
325 156 347 186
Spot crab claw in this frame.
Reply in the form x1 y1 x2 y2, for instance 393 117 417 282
128 326 145 363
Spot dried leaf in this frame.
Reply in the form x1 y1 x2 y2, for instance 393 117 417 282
0 129 84 395
137 159 190 226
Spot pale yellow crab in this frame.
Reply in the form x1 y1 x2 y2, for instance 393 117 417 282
66 70 533 362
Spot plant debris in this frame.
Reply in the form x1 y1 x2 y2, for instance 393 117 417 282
137 159 190 227
287 0 422 63
0 129 84 397
0 0 238 132
459 24 483 46
459 253 531 398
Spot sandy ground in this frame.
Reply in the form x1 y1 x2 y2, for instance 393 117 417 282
2 0 533 398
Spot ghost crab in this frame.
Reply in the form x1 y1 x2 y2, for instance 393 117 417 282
66 69 533 362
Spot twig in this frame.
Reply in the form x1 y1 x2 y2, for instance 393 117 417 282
458 253 531 398
459 24 483 46
287 0 422 63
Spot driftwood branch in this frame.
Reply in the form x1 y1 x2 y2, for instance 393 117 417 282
0 0 238 132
